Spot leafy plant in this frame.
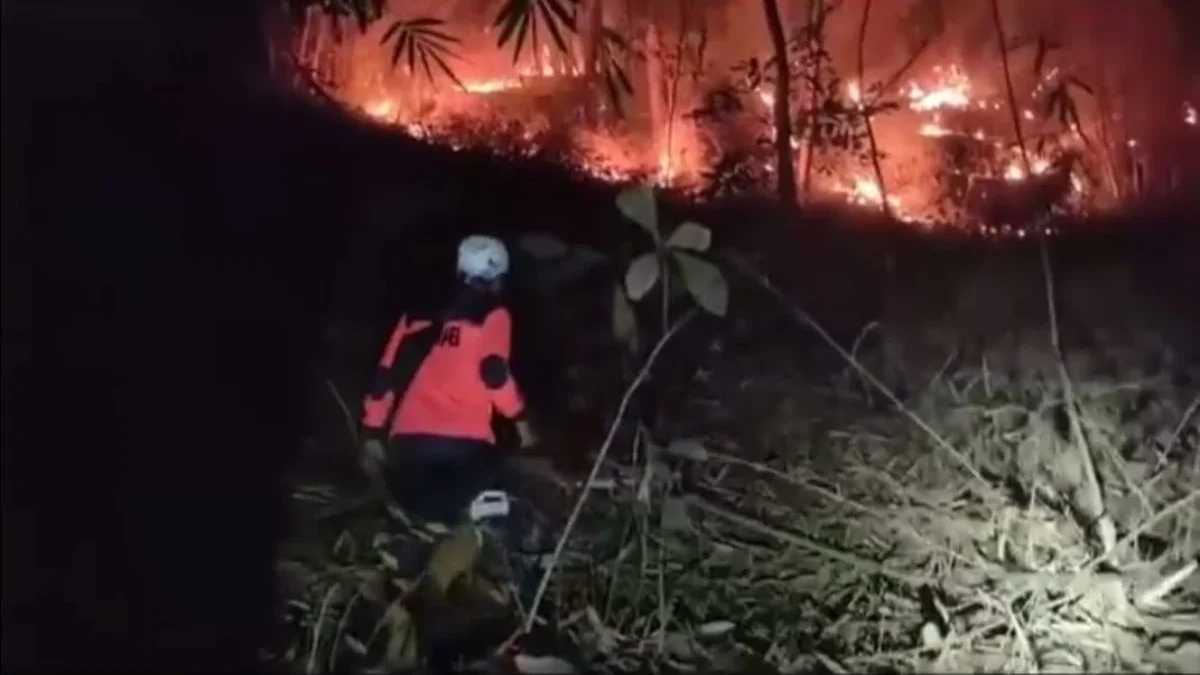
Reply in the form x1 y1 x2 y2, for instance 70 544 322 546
1026 33 1094 147
286 0 386 32
516 185 729 357
597 27 636 118
304 0 583 86
493 0 581 64
615 184 728 342
380 17 465 88
703 1 900 203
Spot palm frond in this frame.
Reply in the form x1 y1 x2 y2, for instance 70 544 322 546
598 26 635 117
493 0 581 64
292 0 386 32
380 17 465 89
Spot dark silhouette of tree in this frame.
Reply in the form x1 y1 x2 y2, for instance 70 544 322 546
761 0 797 205
380 17 464 88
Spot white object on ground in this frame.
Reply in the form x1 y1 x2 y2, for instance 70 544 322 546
469 490 511 522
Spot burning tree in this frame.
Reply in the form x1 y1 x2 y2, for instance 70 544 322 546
268 0 1198 231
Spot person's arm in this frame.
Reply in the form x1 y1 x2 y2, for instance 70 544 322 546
361 315 409 436
479 307 526 421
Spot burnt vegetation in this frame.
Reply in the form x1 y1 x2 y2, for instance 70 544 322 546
4 0 1199 674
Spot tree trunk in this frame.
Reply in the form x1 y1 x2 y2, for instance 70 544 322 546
582 0 605 79
856 0 891 218
580 0 606 124
990 0 1030 176
662 0 693 185
312 14 329 81
761 0 796 205
645 21 667 173
298 8 314 64
800 0 824 201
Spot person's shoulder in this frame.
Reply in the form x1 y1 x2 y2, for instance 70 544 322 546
485 302 512 318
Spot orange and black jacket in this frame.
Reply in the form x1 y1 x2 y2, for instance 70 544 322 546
362 292 525 444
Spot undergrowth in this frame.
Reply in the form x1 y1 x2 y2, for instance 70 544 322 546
267 187 1199 674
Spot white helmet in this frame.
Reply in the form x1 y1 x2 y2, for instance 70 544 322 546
456 235 510 282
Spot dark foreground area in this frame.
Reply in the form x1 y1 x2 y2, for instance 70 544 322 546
3 1 348 668
3 0 1198 671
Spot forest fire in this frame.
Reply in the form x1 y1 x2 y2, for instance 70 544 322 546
906 64 971 111
281 0 1196 232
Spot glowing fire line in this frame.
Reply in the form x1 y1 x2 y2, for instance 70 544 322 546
343 51 1099 231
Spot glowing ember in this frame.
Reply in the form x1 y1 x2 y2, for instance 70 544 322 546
1186 102 1197 126
364 99 396 121
1003 157 1052 182
906 64 971 111
461 48 581 95
849 177 884 204
919 121 953 137
657 150 675 184
312 17 1095 233
846 80 862 106
463 79 521 94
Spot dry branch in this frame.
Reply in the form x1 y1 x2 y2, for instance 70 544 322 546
521 309 698 634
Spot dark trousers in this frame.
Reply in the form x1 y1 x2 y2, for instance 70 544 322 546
383 434 508 526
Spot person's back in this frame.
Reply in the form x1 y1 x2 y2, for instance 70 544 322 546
361 234 536 519
359 234 542 668
367 287 524 446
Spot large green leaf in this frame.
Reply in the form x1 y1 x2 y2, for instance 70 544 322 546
381 17 464 88
616 184 659 241
425 525 479 592
672 251 728 317
493 0 579 64
665 221 712 252
624 252 659 301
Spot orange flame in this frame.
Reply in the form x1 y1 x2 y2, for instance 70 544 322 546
332 43 1093 231
846 80 862 107
906 64 970 111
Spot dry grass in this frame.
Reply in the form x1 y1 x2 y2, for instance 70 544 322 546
270 331 1197 672
269 235 1198 674
655 348 1198 673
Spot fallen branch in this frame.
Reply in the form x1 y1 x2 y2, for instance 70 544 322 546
1039 235 1116 555
1079 489 1199 575
1137 559 1198 608
682 493 935 588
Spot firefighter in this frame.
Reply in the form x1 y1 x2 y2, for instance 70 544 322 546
361 233 537 518
359 234 539 665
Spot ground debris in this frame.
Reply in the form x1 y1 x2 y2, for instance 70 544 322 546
272 294 1199 673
